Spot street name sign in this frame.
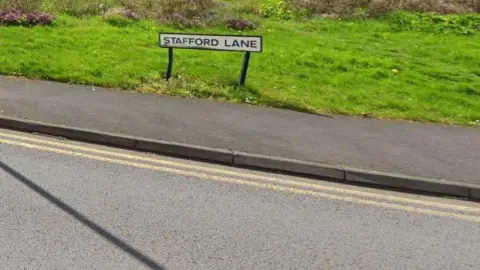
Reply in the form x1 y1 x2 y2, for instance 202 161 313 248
159 33 263 85
159 33 262 52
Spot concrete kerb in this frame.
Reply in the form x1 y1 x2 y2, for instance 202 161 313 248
135 138 233 164
344 168 472 198
1 116 479 200
0 117 233 165
0 117 137 148
233 151 345 181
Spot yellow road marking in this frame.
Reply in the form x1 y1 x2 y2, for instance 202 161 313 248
1 131 479 213
1 137 479 223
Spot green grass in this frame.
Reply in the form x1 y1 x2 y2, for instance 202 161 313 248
0 15 479 125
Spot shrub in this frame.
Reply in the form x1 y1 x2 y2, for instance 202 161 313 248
369 0 479 14
105 13 133 27
288 0 369 16
226 19 257 30
118 0 217 26
387 11 480 35
104 7 139 19
119 8 139 20
0 0 42 11
41 0 116 16
0 9 53 25
2 0 478 25
104 7 139 27
222 0 259 16
259 0 296 20
261 0 480 19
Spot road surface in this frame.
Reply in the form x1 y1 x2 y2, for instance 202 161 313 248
2 76 480 184
0 128 479 270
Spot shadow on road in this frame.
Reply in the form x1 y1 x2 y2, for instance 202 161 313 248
0 161 167 270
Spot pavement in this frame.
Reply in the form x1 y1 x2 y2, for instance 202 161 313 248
1 128 479 270
0 76 479 195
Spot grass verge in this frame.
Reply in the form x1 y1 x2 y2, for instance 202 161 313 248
0 14 479 125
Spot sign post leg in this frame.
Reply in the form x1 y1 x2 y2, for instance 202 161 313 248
165 48 173 81
239 52 251 87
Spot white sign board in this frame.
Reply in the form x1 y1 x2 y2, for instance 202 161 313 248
159 33 262 53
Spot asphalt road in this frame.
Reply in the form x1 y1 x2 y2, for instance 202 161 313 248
0 128 479 270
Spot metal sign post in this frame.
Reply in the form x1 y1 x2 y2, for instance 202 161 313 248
165 48 173 81
239 52 251 86
159 33 263 86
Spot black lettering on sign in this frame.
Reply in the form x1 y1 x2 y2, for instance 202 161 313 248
240 40 250 48
161 34 260 51
225 39 256 49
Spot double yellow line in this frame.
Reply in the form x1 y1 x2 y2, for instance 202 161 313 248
1 131 480 223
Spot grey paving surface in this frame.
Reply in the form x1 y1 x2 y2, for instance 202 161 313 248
1 135 480 270
1 76 480 185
